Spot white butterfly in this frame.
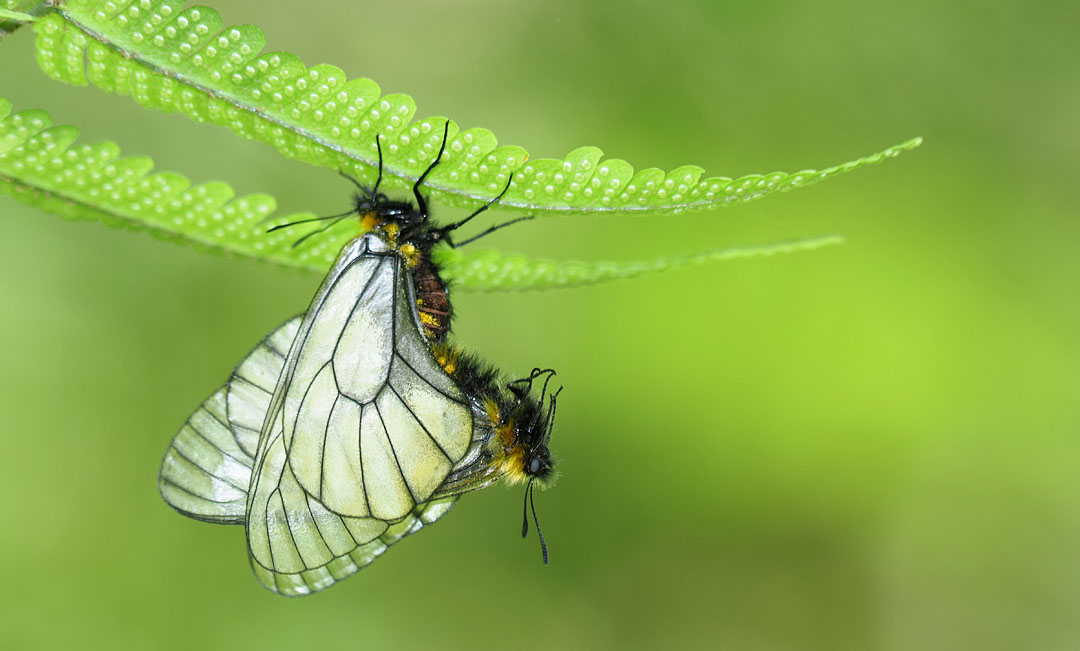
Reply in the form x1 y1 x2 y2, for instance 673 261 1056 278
159 233 493 596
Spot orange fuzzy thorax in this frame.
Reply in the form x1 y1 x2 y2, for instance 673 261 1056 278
492 418 528 485
360 213 402 248
431 342 459 375
359 211 379 234
431 348 531 485
399 243 421 268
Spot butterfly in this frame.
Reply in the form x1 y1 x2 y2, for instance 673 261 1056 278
158 124 560 596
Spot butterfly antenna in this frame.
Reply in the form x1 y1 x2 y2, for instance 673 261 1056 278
338 170 367 195
439 173 519 242
521 477 532 539
371 134 384 201
530 480 550 565
538 370 556 404
531 370 558 430
289 214 352 249
543 386 563 443
266 210 355 234
338 134 384 200
413 121 450 218
451 215 535 248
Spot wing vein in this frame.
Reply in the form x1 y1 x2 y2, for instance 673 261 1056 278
358 402 372 515
373 400 419 504
188 416 254 468
161 478 244 505
318 394 339 500
393 353 466 404
231 375 274 397
265 488 280 571
385 384 454 463
167 444 248 492
329 257 388 364
286 360 332 454
276 482 306 569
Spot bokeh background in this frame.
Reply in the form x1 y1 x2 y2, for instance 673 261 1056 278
2 1 1077 649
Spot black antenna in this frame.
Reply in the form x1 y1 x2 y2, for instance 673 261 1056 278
507 367 554 400
371 134 384 201
288 214 352 248
542 386 563 443
521 478 549 565
542 387 559 432
537 370 556 404
265 210 355 234
338 170 366 195
530 370 558 431
521 478 531 538
265 210 356 248
452 214 534 248
439 174 515 236
413 121 450 218
338 134 383 201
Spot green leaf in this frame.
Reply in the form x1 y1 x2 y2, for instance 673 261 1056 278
0 96 322 270
1 97 839 290
434 235 845 291
35 1 921 217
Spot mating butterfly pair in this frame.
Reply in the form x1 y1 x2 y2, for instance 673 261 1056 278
159 124 560 596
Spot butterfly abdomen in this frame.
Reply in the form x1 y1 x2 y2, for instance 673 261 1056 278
412 254 452 340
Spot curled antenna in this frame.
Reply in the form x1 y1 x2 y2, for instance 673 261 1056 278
507 367 556 400
521 478 549 565
537 370 556 405
542 386 563 444
529 370 558 431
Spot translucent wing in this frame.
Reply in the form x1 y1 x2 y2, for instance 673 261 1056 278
249 496 459 596
160 307 465 595
225 316 301 456
157 317 300 526
158 317 301 524
158 386 252 524
245 235 473 595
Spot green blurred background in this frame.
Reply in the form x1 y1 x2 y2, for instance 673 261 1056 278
2 0 1077 649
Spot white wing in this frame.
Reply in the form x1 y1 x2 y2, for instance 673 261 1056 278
158 386 252 524
160 310 464 595
158 317 301 524
249 495 458 596
245 234 473 594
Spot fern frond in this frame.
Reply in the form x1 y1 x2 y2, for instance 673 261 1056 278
1 98 841 289
434 235 844 291
0 96 325 269
35 1 921 218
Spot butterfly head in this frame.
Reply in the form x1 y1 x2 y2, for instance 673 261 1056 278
507 368 560 566
501 368 560 487
355 192 436 246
